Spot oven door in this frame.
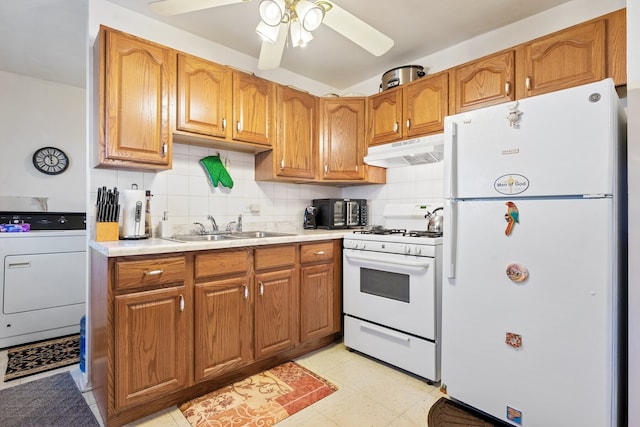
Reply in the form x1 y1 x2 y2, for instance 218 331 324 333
343 248 436 340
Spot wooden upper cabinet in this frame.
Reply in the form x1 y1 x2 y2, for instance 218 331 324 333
369 72 448 146
404 72 449 137
176 53 231 138
275 86 317 179
368 88 403 146
100 26 174 170
320 97 366 181
518 19 606 98
453 50 515 113
232 71 275 146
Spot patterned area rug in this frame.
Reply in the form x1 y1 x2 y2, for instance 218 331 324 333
428 397 504 426
4 334 79 382
180 361 338 427
0 371 100 427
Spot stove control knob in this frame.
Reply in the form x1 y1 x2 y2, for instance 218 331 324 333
404 245 411 254
414 246 422 255
359 242 366 250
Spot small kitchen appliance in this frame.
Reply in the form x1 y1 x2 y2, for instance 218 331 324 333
120 185 148 239
442 79 626 426
312 198 367 229
342 203 443 382
303 205 317 229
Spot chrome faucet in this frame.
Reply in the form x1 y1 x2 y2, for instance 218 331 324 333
207 215 218 232
193 222 206 235
237 213 242 232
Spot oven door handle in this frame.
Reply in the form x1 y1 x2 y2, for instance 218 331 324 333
344 252 431 268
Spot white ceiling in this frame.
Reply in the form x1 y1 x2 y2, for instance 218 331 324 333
0 0 574 90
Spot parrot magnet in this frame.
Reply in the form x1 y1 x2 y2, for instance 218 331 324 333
504 201 519 235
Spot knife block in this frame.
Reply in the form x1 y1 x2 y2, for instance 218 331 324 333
96 222 119 242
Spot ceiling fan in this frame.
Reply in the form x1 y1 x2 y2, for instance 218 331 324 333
148 0 394 70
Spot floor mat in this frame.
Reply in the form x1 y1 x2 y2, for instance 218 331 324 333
180 361 337 427
0 371 100 427
428 397 505 426
4 334 79 382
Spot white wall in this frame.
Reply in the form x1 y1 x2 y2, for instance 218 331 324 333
0 71 86 212
626 1 639 426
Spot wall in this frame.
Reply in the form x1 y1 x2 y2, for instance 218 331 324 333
0 70 86 212
626 0 639 426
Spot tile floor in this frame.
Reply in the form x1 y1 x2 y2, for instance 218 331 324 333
1 341 446 427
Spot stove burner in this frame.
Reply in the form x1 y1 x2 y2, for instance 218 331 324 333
354 228 442 238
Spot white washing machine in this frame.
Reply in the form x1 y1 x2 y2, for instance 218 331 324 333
0 212 86 348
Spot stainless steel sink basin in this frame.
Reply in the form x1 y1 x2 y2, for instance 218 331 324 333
168 233 239 242
232 231 296 238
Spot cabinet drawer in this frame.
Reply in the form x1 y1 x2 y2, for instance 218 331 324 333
195 250 250 279
115 256 185 290
301 241 334 264
254 245 296 270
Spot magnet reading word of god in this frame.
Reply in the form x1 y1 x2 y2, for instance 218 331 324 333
504 201 519 235
506 263 529 282
505 332 522 349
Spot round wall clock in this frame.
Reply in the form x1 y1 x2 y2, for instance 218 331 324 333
32 146 69 175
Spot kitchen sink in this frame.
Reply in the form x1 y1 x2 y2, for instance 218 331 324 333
232 231 296 238
167 233 240 242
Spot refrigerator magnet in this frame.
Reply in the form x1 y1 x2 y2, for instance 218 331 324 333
505 332 523 349
504 201 519 235
506 263 528 283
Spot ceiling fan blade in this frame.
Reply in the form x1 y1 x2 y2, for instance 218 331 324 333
258 24 287 69
322 2 394 56
148 0 246 16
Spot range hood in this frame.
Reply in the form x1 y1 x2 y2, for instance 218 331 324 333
364 133 444 168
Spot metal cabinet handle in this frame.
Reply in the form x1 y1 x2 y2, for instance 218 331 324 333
7 261 31 268
258 281 264 296
406 118 410 129
525 76 531 91
162 143 168 157
243 284 249 300
179 294 185 312
222 118 227 130
144 269 163 276
505 82 510 96
236 121 241 132
280 159 285 170
313 251 325 255
324 164 328 174
393 122 399 133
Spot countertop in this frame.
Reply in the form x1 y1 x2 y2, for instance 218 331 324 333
89 229 352 257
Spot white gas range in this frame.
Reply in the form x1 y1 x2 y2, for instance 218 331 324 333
342 204 443 383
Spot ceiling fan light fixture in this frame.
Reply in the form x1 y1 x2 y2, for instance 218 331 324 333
290 20 313 47
256 21 280 43
259 0 286 26
295 0 324 32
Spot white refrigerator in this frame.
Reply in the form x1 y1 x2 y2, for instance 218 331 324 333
442 79 626 427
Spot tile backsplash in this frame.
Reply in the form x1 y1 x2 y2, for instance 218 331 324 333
90 143 444 236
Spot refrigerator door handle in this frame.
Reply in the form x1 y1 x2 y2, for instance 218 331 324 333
445 199 457 279
444 121 457 199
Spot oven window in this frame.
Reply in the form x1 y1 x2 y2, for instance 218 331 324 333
360 268 409 303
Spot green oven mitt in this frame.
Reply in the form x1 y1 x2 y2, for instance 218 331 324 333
200 155 234 189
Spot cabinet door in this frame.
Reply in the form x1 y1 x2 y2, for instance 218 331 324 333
276 86 316 179
300 263 334 342
520 19 605 98
177 54 231 138
232 72 275 146
405 72 449 136
114 286 187 409
368 88 403 146
454 50 515 113
254 268 297 358
102 28 173 168
194 277 252 381
320 98 366 181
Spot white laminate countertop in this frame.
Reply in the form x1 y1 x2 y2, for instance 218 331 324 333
89 229 352 257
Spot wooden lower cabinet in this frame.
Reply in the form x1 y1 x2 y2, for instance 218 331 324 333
114 286 188 409
90 240 341 427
